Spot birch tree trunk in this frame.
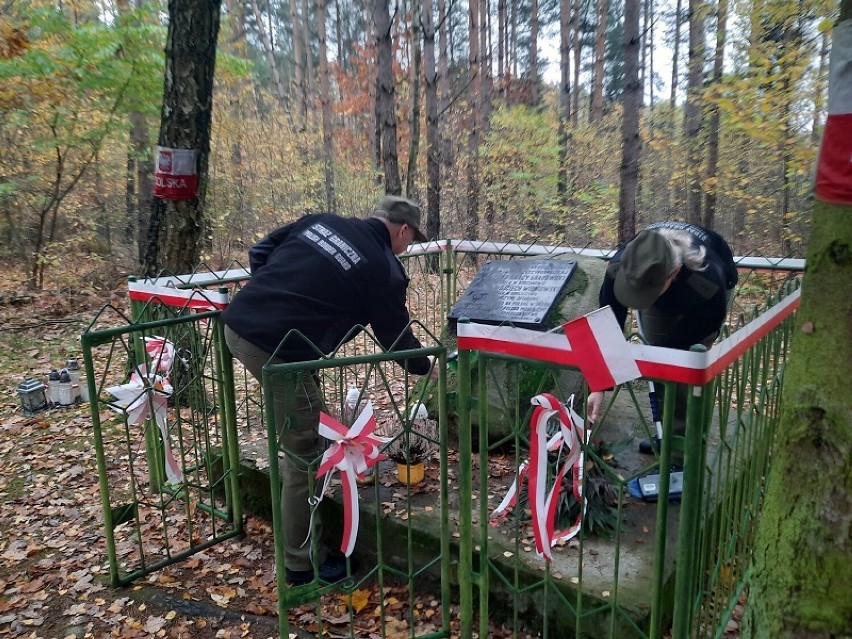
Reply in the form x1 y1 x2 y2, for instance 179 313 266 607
143 0 221 276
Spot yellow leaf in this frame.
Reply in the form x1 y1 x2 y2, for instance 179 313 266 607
343 588 371 614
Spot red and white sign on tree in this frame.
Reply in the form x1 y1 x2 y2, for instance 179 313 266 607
153 146 199 200
815 20 852 205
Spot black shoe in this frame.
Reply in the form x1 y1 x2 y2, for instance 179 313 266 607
638 437 661 455
285 552 356 586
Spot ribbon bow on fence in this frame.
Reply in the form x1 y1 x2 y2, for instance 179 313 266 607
492 393 588 562
315 401 388 556
106 336 183 484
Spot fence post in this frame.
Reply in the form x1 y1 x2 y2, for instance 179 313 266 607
672 345 712 638
456 321 474 638
650 379 677 637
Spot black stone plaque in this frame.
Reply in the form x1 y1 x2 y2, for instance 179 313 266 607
448 259 577 330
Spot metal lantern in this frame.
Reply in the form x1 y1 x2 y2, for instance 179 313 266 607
18 377 48 415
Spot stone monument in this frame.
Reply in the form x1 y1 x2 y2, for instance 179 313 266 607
441 253 609 444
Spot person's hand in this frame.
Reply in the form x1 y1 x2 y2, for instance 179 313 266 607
586 391 605 423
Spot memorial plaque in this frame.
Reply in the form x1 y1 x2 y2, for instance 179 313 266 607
448 259 577 330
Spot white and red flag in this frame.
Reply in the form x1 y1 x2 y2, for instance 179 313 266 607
815 19 852 205
457 306 641 391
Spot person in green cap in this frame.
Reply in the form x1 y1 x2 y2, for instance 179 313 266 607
222 195 436 586
586 222 738 456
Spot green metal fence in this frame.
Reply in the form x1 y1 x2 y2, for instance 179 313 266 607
84 241 801 638
82 290 243 586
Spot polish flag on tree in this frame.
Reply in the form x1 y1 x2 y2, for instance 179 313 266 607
814 20 852 204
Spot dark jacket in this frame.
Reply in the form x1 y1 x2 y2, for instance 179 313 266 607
222 213 430 374
600 221 738 350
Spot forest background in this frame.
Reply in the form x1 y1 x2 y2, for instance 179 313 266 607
0 0 839 290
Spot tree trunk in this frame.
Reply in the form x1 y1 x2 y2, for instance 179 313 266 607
250 0 288 105
683 0 705 226
423 0 440 242
703 0 727 231
131 112 153 263
498 0 505 96
405 0 422 197
480 0 491 123
746 9 852 633
301 0 315 129
558 0 571 200
317 0 336 210
530 0 539 104
289 0 306 127
466 0 480 240
670 0 682 109
592 0 607 122
375 0 401 194
116 0 152 265
571 0 581 124
143 0 221 276
618 0 641 245
437 0 452 176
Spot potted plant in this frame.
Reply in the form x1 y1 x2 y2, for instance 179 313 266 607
380 403 437 485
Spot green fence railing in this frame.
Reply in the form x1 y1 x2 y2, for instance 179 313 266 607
83 240 802 637
82 298 243 586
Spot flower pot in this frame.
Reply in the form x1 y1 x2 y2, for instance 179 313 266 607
395 461 425 485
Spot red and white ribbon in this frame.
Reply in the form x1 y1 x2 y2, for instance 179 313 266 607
315 401 388 556
106 337 183 484
128 280 229 311
458 289 800 387
457 307 641 392
512 393 588 562
491 431 563 521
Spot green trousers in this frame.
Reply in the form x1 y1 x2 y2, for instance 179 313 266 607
224 325 326 571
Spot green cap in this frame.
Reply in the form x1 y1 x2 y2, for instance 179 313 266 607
613 230 674 309
374 195 427 243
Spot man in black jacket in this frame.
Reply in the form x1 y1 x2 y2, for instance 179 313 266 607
223 196 435 585
587 222 738 456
